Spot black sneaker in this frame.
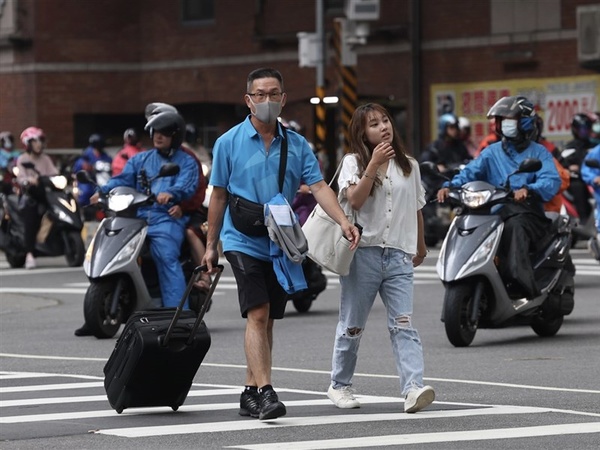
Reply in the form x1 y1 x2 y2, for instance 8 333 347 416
74 323 93 337
239 390 260 418
258 388 286 420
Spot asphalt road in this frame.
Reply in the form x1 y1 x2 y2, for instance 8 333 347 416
0 247 599 449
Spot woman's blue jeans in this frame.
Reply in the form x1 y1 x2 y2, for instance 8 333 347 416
331 246 426 395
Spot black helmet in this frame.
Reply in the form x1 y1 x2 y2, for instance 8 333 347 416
123 128 139 145
437 113 459 138
144 102 178 120
570 113 594 140
88 133 106 150
487 96 536 143
145 110 185 153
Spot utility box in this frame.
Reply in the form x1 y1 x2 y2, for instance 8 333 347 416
345 0 380 21
577 4 600 67
297 32 322 68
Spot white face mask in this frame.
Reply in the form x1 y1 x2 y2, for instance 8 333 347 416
501 119 518 138
249 98 282 124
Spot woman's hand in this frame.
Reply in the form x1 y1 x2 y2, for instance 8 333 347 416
370 142 395 167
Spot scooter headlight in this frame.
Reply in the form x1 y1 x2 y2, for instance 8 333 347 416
49 175 68 190
461 189 491 208
108 193 134 212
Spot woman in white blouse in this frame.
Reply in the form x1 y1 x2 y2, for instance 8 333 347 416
326 103 435 414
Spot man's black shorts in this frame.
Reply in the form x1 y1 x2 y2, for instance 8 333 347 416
224 251 287 319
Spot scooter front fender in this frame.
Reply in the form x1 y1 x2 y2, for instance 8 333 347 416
85 217 147 279
437 214 503 282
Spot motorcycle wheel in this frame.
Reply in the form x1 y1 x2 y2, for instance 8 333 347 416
6 251 26 268
443 283 478 347
83 278 128 339
292 296 313 313
530 314 563 337
64 230 85 267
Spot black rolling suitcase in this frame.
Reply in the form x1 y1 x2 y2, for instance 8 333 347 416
103 264 224 414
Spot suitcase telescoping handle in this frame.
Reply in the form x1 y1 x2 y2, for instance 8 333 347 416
163 264 224 347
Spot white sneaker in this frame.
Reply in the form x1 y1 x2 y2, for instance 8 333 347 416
327 385 360 409
25 253 36 270
404 385 435 413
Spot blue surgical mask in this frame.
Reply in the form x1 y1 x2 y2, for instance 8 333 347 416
501 119 518 138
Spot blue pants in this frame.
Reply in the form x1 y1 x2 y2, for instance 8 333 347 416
332 247 426 395
147 220 187 308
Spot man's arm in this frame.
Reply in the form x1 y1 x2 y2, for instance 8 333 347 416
526 150 561 202
202 186 228 272
164 153 199 203
309 180 360 250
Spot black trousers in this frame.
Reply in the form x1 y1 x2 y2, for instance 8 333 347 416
498 202 552 299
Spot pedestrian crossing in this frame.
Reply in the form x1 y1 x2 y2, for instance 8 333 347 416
1 371 599 448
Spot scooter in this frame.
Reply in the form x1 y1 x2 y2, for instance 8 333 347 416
420 162 457 247
559 148 596 245
431 158 576 347
77 163 205 339
0 162 85 268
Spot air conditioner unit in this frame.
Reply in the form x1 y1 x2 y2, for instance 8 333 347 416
577 5 600 65
345 0 380 21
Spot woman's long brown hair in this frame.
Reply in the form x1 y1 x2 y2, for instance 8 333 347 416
348 103 412 195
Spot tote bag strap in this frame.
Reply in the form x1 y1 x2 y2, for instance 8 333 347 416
328 153 350 188
328 154 356 221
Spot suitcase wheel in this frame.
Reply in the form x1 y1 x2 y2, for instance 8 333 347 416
116 407 124 414
172 405 179 411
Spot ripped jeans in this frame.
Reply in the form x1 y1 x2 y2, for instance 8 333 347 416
331 246 425 395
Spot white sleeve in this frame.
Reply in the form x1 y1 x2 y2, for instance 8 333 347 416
337 155 359 198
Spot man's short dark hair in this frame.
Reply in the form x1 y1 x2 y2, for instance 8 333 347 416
247 68 284 92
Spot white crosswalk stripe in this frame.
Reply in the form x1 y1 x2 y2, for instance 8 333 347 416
2 371 599 447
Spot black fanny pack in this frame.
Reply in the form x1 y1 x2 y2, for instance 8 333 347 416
228 195 268 237
228 125 288 237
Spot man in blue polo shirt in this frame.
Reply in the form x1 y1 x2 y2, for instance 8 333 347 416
203 68 360 421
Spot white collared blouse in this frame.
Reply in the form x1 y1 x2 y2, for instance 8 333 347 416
338 154 425 254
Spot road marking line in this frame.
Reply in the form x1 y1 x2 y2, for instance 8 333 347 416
0 397 408 424
93 406 549 437
226 422 600 449
0 267 84 277
0 382 104 393
2 357 600 395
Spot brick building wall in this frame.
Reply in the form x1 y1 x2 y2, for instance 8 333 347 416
0 0 598 157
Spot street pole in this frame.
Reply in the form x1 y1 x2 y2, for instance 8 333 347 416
315 0 327 164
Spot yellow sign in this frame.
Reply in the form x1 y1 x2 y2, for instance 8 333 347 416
431 75 600 150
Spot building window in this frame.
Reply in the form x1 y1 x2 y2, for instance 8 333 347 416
491 0 560 34
182 0 214 23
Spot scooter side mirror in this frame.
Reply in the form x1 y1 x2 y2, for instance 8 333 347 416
21 161 35 170
584 158 600 169
158 163 180 178
517 158 542 173
76 170 94 184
